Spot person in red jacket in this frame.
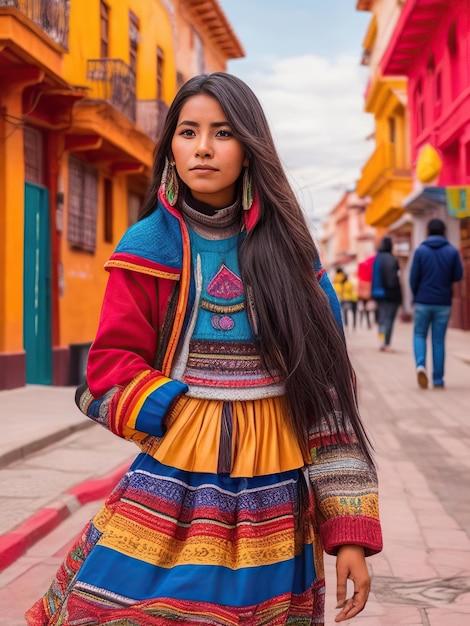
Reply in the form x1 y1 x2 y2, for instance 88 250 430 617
357 255 376 329
27 73 382 626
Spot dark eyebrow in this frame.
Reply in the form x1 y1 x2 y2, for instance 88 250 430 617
176 120 231 128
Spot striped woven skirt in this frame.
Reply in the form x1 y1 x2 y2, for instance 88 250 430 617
26 397 326 625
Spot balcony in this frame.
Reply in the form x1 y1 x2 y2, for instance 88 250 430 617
358 142 412 228
357 142 411 196
87 58 136 123
136 99 169 142
0 0 69 49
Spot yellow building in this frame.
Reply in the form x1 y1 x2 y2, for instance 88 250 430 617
0 0 243 389
356 0 412 230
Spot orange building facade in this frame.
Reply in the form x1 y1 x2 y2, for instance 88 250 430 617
0 0 243 389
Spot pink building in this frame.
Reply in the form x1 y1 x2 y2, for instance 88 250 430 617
319 190 376 280
380 0 470 330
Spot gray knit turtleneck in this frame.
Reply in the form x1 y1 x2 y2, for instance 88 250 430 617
180 196 242 240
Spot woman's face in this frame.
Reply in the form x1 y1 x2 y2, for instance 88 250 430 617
171 94 248 208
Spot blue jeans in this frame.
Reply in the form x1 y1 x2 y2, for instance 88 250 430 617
377 301 400 346
413 303 451 386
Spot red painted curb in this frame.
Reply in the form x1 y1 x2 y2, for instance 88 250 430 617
0 460 131 572
0 534 27 571
67 460 130 504
0 506 68 571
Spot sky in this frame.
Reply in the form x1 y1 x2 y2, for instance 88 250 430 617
217 0 373 225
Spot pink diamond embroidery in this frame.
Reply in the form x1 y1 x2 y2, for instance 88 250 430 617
207 264 244 300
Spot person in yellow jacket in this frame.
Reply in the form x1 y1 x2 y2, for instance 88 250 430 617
333 267 346 302
341 273 358 330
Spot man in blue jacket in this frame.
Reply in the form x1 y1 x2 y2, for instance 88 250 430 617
410 218 463 389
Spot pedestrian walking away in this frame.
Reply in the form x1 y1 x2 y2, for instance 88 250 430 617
26 72 382 626
371 236 402 352
332 267 346 303
341 273 358 331
357 255 376 329
410 218 463 389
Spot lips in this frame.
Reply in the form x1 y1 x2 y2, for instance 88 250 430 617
191 165 217 171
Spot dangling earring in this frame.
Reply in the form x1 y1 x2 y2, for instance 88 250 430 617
242 167 253 211
162 157 179 206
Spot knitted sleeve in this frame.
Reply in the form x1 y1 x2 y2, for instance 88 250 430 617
75 268 188 442
306 405 383 557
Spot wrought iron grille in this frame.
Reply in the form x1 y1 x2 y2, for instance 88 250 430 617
0 0 70 49
68 156 98 253
136 99 169 142
87 58 136 123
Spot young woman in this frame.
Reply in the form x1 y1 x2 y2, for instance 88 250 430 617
27 72 382 625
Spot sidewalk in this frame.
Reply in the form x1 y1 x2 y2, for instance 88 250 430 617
0 386 134 570
323 320 470 625
0 321 469 624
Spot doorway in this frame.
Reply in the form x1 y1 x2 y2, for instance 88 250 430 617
23 182 52 384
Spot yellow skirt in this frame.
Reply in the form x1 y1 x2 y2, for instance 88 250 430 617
140 395 306 477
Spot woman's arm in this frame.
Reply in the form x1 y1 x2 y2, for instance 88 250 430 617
307 411 381 621
76 268 188 443
306 407 382 556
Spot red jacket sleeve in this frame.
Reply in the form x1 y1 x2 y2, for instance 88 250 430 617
87 268 162 396
76 268 188 441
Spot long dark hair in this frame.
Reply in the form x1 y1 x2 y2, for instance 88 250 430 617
140 73 373 465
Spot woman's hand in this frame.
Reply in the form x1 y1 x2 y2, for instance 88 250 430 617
334 544 370 622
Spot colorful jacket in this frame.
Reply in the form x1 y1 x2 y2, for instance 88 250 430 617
76 189 382 557
79 189 342 437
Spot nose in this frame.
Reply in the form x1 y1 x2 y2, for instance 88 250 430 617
195 134 213 158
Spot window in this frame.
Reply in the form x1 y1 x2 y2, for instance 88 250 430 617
24 126 44 184
448 21 457 57
448 21 459 100
415 77 425 134
426 53 435 74
128 191 143 226
156 46 164 100
388 117 396 144
435 70 442 102
416 77 422 96
100 1 109 58
103 178 113 243
418 103 425 133
129 11 140 75
68 156 98 252
192 28 205 75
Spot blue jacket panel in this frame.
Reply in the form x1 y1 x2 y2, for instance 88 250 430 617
371 252 402 303
409 236 463 306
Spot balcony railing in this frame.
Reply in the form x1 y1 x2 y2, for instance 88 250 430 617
358 142 407 196
0 0 70 49
136 99 169 142
87 59 136 123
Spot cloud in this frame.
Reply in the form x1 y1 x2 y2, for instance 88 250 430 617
242 54 374 219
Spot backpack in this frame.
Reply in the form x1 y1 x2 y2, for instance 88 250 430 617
371 256 385 300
